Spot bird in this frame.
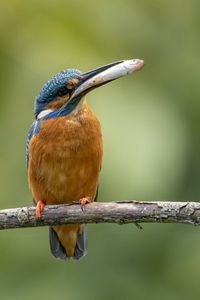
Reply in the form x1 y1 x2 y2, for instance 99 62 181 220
26 59 144 261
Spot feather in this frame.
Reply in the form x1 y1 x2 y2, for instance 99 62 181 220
26 122 35 168
74 225 87 260
49 227 68 261
49 225 87 260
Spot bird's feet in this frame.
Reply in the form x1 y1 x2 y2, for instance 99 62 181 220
79 197 91 211
35 200 46 219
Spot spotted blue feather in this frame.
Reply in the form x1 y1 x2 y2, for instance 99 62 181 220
27 68 83 168
35 69 81 116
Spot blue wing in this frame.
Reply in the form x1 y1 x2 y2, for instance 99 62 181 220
26 121 36 169
26 110 67 169
26 119 42 168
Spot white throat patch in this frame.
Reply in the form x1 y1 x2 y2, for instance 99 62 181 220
72 97 86 115
37 109 53 120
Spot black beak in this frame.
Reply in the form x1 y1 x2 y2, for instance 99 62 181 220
68 59 144 102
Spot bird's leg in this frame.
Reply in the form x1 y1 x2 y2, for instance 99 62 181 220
79 197 91 211
35 200 46 219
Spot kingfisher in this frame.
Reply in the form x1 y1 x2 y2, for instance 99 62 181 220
26 59 144 261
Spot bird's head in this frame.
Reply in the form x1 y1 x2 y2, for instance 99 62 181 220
34 69 82 117
34 59 144 118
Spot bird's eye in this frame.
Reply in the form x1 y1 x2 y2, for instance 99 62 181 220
57 86 69 97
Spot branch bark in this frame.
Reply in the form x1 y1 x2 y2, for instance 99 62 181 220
0 201 200 230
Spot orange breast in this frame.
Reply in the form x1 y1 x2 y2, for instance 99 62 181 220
28 101 103 205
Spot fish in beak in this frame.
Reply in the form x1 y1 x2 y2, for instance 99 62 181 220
68 59 144 102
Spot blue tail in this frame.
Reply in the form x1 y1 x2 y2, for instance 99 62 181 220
74 225 87 259
49 225 87 261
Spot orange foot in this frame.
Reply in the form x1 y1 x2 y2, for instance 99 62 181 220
79 197 91 211
36 200 46 219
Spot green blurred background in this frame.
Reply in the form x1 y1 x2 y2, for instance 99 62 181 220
0 0 200 299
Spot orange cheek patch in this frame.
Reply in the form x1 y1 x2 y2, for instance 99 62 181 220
67 78 80 89
46 98 67 110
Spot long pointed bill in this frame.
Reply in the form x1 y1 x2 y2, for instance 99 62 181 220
69 59 144 102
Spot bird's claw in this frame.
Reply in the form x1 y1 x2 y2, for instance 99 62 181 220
35 200 46 219
79 197 91 212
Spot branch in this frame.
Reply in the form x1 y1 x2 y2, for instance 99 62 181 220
0 201 200 230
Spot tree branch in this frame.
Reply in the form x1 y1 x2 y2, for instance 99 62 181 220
0 201 200 230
